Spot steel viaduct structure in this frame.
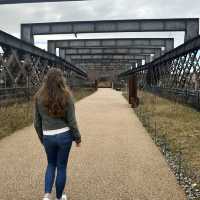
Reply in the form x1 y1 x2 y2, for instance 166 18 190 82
21 19 199 44
0 31 87 101
48 38 174 62
119 35 200 108
59 47 162 57
20 18 199 99
0 2 200 197
0 0 199 105
47 38 174 79
0 0 85 4
47 38 174 54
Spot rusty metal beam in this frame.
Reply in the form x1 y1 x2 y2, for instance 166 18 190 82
58 48 161 60
21 18 199 43
0 29 87 78
66 54 149 60
0 0 85 4
47 38 174 54
119 35 200 78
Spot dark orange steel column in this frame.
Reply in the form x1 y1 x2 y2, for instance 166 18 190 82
128 75 139 108
128 77 133 104
132 74 139 108
95 80 98 90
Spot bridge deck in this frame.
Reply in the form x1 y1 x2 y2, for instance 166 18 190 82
0 88 186 200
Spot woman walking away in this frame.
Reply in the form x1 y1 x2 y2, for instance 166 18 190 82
33 68 81 200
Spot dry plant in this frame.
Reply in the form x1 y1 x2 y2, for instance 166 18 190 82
0 87 95 140
136 90 200 174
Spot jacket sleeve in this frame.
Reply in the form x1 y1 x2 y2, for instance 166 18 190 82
65 96 81 144
33 98 43 144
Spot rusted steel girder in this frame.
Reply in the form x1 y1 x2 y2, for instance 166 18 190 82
0 0 85 4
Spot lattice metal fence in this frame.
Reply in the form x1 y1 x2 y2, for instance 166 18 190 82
0 30 87 103
120 36 200 109
144 49 200 91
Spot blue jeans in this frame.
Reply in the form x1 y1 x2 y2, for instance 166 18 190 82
43 131 73 199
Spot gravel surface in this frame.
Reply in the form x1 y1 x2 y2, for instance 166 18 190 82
0 88 186 200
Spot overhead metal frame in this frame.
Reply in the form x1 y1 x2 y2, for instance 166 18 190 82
75 60 138 67
64 53 155 64
71 59 147 65
59 47 162 56
47 39 158 77
71 56 148 70
58 48 161 61
77 64 135 74
67 54 149 60
50 39 167 81
77 63 135 67
21 18 199 43
120 35 200 109
48 39 170 75
47 38 174 55
119 35 200 78
0 0 85 4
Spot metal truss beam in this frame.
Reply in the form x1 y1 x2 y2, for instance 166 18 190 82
66 55 151 65
78 64 133 68
59 47 161 55
76 62 137 67
71 59 147 65
67 54 148 60
21 18 199 43
0 29 87 78
79 65 133 72
83 68 129 71
0 0 85 4
119 36 200 109
48 38 174 54
78 66 132 72
69 61 139 65
59 48 161 59
74 61 140 71
119 35 200 77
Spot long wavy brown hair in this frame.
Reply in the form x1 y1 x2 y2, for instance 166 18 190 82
35 68 71 117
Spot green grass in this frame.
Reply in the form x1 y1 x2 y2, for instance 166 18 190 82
0 87 95 140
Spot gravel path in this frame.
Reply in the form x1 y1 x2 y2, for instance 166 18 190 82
0 88 186 200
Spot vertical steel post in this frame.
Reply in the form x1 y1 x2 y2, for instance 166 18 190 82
95 80 98 91
128 76 133 104
132 74 139 108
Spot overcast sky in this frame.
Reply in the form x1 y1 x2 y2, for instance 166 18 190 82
0 0 199 50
